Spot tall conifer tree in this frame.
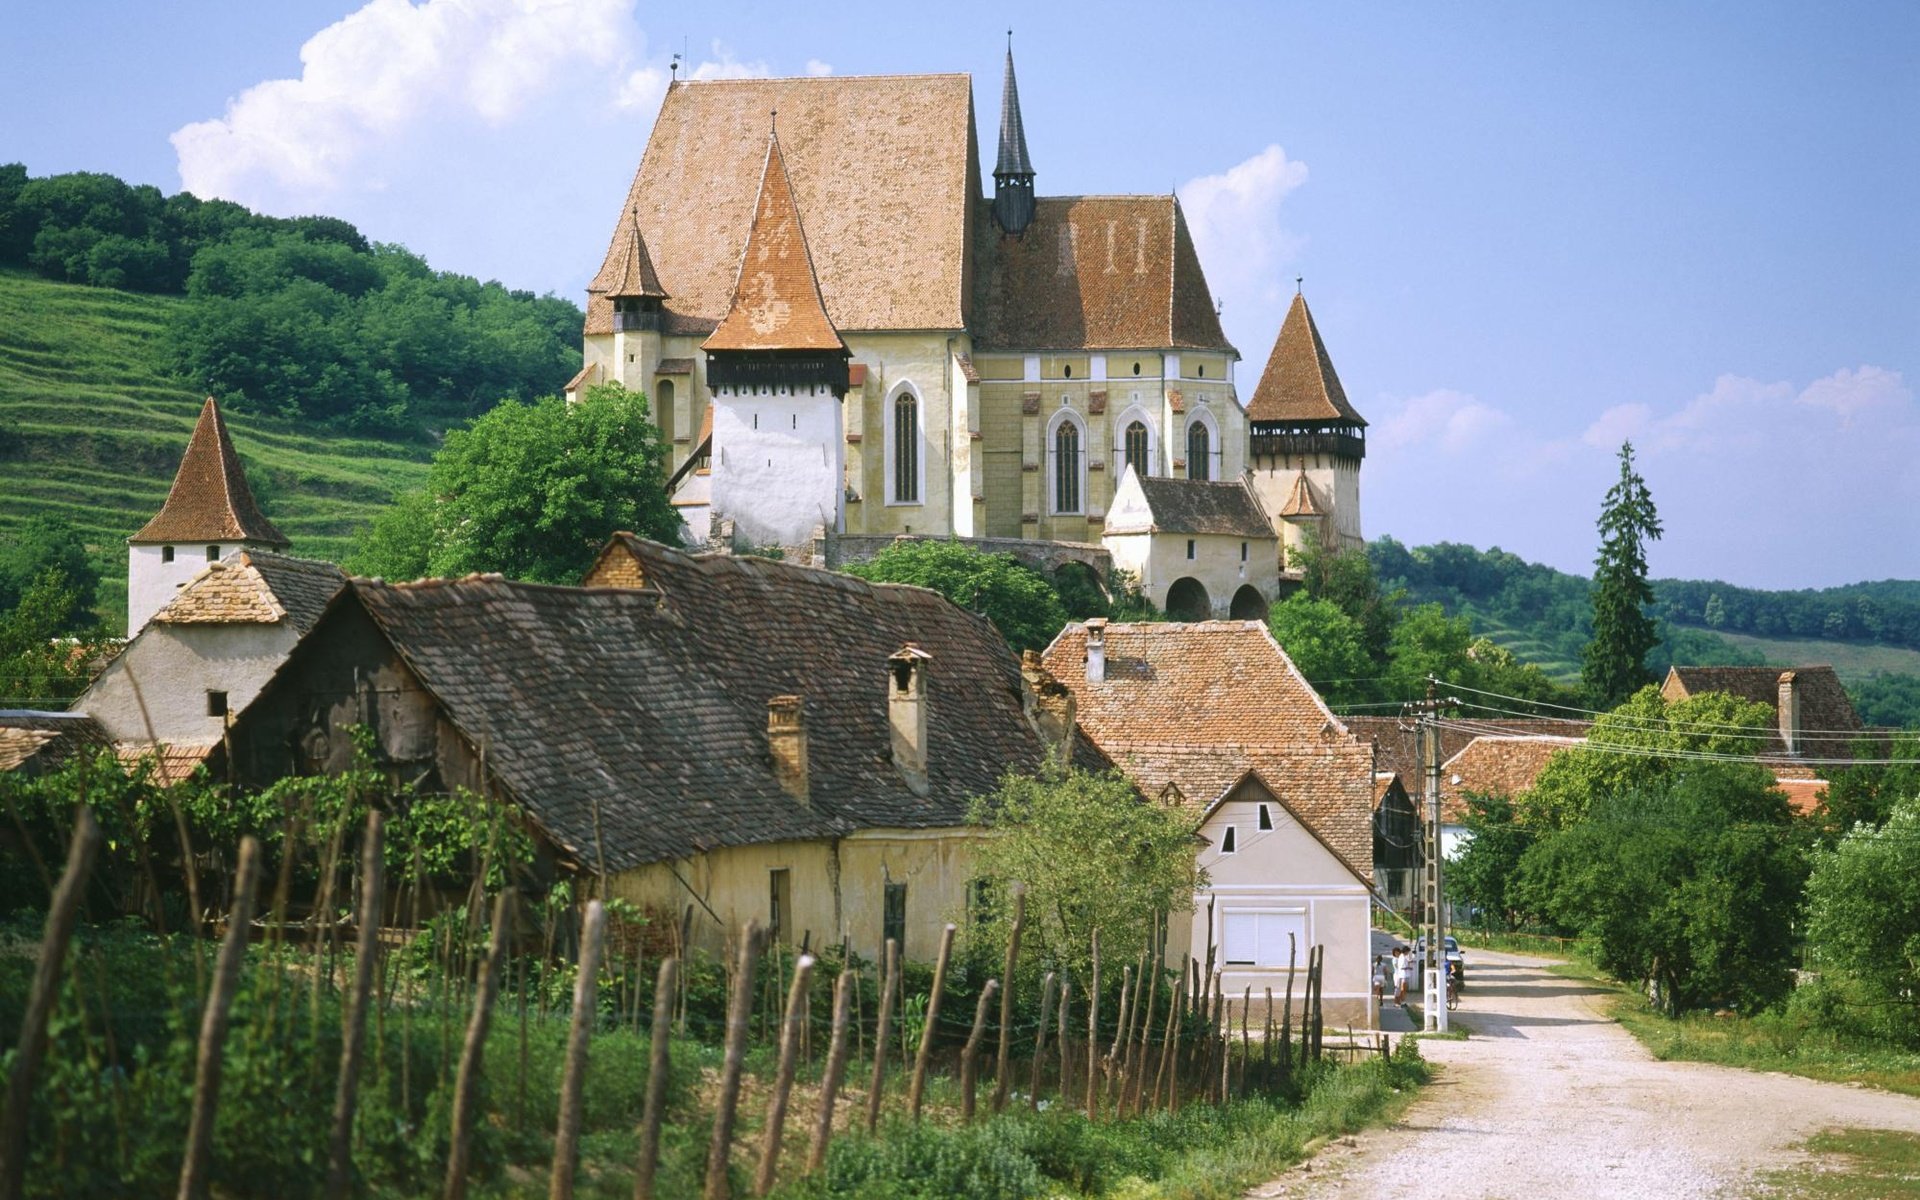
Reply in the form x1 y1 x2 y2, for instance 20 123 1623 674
1583 441 1663 706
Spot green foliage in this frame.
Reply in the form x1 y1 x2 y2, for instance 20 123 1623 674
0 568 106 708
0 516 99 625
967 768 1203 986
1291 529 1398 667
1850 673 1920 729
1803 794 1920 1046
1582 441 1664 706
1449 794 1536 931
347 382 679 584
1815 731 1920 836
844 540 1069 655
1267 593 1374 706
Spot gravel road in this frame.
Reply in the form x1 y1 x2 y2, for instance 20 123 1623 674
1253 948 1920 1199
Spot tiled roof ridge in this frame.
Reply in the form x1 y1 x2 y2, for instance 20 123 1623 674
1439 733 1585 770
672 70 973 87
132 397 290 547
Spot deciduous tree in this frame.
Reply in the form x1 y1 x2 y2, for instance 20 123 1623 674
844 539 1067 654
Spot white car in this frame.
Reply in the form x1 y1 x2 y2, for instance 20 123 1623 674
1414 935 1465 985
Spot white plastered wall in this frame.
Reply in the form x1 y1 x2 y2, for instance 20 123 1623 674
83 618 299 747
127 542 255 638
709 383 845 552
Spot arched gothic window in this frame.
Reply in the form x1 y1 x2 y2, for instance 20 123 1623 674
1124 421 1151 478
893 391 919 503
1187 420 1212 480
1052 418 1082 514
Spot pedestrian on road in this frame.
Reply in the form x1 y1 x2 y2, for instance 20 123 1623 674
1392 946 1411 1005
1372 955 1387 1005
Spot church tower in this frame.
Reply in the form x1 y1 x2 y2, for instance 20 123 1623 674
127 397 290 636
702 126 852 555
1244 291 1368 562
990 38 1036 236
591 206 669 390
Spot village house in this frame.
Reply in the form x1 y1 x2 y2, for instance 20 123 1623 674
0 710 108 778
1661 664 1869 812
221 534 1109 963
1101 469 1280 620
1042 619 1377 1027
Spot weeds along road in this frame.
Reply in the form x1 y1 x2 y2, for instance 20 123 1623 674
1253 949 1920 1199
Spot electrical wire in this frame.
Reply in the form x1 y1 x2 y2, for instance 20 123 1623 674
1438 678 1898 743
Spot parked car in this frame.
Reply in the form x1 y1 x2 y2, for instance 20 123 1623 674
1414 935 1465 985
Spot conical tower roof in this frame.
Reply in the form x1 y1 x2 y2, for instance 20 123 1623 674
1247 292 1366 426
995 43 1034 178
1277 471 1325 517
589 205 668 299
132 398 290 547
704 130 846 353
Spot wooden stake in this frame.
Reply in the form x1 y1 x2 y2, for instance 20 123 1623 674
549 900 607 1200
754 954 815 1196
1027 971 1055 1110
806 969 855 1174
705 921 762 1200
1280 934 1296 1083
1238 985 1251 1100
1055 972 1071 1110
1104 965 1132 1109
990 885 1024 1113
1085 928 1100 1120
324 811 385 1199
1154 959 1184 1112
907 924 954 1123
1128 957 1157 1116
1214 976 1227 1105
958 980 999 1123
176 836 261 1200
0 807 101 1200
633 956 678 1200
444 892 511 1200
863 938 898 1134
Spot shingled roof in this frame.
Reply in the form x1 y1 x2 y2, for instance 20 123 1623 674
1246 293 1365 426
1439 735 1585 822
1105 471 1274 538
1345 716 1594 786
1042 621 1373 878
704 131 846 354
132 398 289 547
589 74 977 337
152 552 345 633
330 538 1107 873
589 205 668 300
972 196 1233 352
1661 665 1864 756
1276 472 1324 518
0 711 108 776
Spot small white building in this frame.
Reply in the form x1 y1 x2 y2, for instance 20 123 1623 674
126 398 292 637
1101 468 1281 620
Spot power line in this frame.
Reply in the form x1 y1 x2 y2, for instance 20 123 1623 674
1439 678 1899 742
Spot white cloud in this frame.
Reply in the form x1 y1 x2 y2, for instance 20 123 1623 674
173 0 635 200
804 59 835 77
686 41 771 81
1178 145 1309 356
1797 364 1910 422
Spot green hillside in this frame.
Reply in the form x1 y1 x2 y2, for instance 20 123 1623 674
1678 626 1920 679
0 268 431 632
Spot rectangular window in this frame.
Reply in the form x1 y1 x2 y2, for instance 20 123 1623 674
883 882 907 958
1220 825 1237 854
768 868 791 944
1221 909 1309 967
206 545 220 562
1241 542 1248 563
1258 803 1273 831
1186 539 1196 560
206 690 228 718
161 545 175 563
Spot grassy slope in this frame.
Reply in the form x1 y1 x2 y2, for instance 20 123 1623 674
0 268 431 632
1672 624 1920 680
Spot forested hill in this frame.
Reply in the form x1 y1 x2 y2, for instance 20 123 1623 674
1369 538 1920 727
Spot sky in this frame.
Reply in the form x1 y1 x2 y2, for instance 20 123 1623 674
4 0 1916 589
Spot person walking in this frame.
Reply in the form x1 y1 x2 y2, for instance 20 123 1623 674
1392 946 1412 1005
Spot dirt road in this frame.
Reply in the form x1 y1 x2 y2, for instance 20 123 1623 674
1255 948 1920 1198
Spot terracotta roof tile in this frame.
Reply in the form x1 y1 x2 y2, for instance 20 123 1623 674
1439 735 1585 822
1277 471 1324 517
588 206 668 299
0 711 108 775
564 363 600 392
152 553 345 632
704 132 846 354
1345 716 1594 786
588 75 975 336
1661 665 1864 757
1770 770 1826 816
656 357 695 375
115 741 217 786
1247 293 1366 426
132 398 289 547
973 196 1233 352
1042 621 1373 878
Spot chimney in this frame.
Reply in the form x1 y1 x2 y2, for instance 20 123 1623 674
888 645 932 795
1777 671 1801 755
1020 650 1078 768
768 694 809 805
1084 617 1108 683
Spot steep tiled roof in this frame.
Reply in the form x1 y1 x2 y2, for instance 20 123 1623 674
588 74 976 336
1661 665 1864 756
1277 472 1324 518
152 552 345 632
1042 621 1373 877
0 711 108 775
1110 473 1273 537
994 45 1034 178
116 741 216 786
1246 293 1365 426
1345 716 1594 786
589 205 668 299
972 196 1233 352
1439 735 1585 822
704 132 846 353
331 539 1106 872
1770 770 1827 816
132 398 290 547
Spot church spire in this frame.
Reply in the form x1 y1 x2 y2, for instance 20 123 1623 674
991 33 1037 236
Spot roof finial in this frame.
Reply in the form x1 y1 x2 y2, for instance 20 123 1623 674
1296 275 1303 295
770 107 778 134
669 52 680 80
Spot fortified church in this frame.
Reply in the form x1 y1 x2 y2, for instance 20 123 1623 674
573 46 1370 618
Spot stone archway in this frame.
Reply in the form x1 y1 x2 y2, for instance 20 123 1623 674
1230 585 1269 621
1166 577 1211 622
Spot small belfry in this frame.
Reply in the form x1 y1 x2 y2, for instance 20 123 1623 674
700 122 851 554
1245 290 1368 561
126 397 289 637
991 33 1036 236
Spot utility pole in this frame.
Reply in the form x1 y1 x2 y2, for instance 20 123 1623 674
1403 678 1454 1032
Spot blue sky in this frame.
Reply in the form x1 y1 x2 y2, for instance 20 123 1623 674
6 0 1916 588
